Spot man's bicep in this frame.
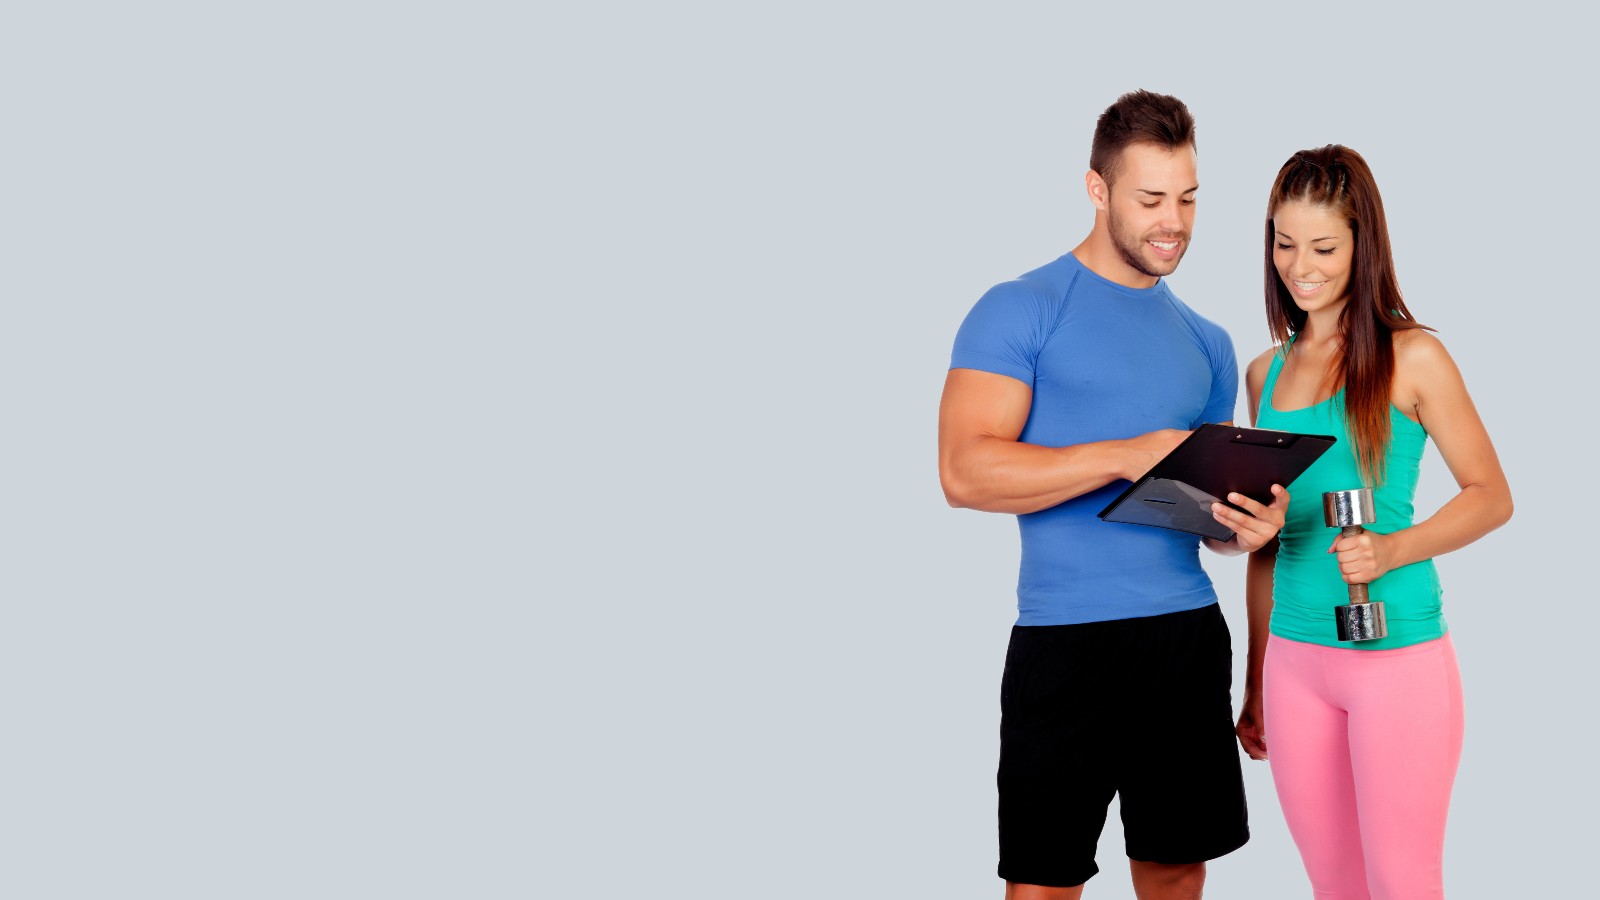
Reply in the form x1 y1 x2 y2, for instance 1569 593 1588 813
939 368 1033 447
1199 328 1240 426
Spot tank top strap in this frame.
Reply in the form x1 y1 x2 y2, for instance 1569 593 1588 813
1259 335 1295 411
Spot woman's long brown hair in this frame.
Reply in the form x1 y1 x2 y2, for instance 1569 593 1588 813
1264 145 1431 486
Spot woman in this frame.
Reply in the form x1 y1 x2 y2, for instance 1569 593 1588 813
1233 145 1512 899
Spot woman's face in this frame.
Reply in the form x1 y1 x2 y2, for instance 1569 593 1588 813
1272 201 1355 316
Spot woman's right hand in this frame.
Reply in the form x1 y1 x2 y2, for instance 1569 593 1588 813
1236 691 1268 760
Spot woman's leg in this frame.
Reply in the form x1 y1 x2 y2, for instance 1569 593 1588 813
1342 635 1465 900
1265 636 1370 900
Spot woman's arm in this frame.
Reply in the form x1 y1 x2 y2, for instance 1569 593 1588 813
1236 346 1279 760
1328 331 1514 581
1237 544 1276 760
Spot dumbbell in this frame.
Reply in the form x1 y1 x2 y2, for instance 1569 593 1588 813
1323 488 1387 642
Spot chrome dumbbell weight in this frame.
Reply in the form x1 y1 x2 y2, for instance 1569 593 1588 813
1323 488 1388 642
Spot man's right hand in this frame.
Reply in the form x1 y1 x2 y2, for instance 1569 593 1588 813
1117 428 1191 481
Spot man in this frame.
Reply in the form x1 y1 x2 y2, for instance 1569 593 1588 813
938 90 1288 900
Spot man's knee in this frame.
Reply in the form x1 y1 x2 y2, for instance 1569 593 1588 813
1005 881 1085 900
1129 860 1205 900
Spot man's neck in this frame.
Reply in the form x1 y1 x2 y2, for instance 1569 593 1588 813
1070 227 1158 290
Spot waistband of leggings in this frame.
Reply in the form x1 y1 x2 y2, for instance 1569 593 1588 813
1268 631 1453 659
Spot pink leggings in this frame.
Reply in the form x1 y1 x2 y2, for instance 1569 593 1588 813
1265 634 1463 900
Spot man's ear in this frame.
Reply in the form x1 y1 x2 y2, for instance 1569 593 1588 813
1086 169 1110 212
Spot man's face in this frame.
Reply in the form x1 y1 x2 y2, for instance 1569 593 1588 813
1102 143 1198 278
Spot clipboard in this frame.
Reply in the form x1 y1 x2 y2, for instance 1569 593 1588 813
1097 423 1336 541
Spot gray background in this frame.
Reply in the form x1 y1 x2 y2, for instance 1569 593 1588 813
5 3 1590 898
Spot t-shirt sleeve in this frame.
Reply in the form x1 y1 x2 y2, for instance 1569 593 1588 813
1197 321 1239 425
949 281 1053 387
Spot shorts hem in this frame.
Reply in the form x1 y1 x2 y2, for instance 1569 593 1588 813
997 862 1097 889
1127 828 1249 866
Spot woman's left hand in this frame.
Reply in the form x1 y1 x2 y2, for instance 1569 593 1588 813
1327 529 1396 584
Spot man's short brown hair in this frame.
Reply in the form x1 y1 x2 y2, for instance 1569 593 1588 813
1089 90 1196 186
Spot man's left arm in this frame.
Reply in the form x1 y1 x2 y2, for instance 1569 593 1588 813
1195 331 1287 556
1204 471 1289 556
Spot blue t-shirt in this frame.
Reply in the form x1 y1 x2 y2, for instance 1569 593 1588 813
950 253 1238 625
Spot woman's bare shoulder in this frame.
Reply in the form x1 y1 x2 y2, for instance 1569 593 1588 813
1245 345 1280 389
1393 327 1456 373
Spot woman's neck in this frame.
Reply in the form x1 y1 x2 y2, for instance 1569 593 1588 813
1298 305 1344 350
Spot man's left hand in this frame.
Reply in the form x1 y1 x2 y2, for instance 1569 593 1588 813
1211 484 1289 554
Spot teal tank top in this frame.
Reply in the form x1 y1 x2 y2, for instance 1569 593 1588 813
1255 343 1445 649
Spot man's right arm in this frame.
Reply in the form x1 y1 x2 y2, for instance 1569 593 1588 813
937 368 1189 515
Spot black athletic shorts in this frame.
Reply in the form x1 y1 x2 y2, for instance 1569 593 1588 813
997 602 1248 888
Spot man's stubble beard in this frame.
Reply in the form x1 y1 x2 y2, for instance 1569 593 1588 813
1108 207 1189 279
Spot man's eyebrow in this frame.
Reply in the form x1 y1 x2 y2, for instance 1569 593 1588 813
1134 185 1200 196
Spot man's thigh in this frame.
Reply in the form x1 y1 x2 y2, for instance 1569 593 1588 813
1116 604 1248 864
997 620 1125 888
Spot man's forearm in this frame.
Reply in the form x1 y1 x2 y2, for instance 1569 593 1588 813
1203 536 1243 557
941 434 1150 515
